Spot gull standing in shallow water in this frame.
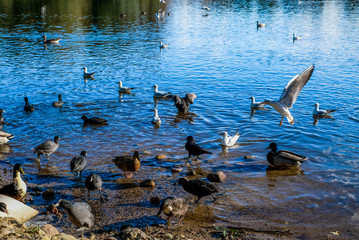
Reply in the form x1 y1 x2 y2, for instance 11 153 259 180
261 64 315 127
152 84 171 98
220 131 240 147
313 103 337 117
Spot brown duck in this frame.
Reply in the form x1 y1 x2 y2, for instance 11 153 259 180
157 196 188 225
112 151 141 178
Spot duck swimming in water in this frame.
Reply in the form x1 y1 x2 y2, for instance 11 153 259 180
266 142 307 168
0 164 27 201
52 94 64 107
24 97 35 112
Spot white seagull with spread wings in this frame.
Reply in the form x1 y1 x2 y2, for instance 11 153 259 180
261 64 315 127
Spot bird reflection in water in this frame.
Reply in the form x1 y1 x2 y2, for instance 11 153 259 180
173 112 197 124
313 114 335 126
265 165 304 182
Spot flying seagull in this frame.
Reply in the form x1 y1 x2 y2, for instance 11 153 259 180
261 64 315 127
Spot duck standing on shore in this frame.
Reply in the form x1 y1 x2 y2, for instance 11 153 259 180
0 164 27 201
157 196 188 225
113 151 141 178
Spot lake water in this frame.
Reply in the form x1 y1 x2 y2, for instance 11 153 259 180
0 0 359 238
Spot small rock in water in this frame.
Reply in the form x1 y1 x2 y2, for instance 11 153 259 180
150 196 161 205
244 155 255 159
155 154 167 160
171 168 182 173
186 170 197 176
207 171 226 182
42 188 55 200
140 179 155 187
143 150 151 155
41 224 59 235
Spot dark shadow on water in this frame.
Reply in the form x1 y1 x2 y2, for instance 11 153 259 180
103 215 163 231
118 200 159 209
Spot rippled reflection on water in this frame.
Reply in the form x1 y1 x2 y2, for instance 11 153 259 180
0 0 359 238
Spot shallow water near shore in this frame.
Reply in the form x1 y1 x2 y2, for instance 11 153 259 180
0 0 359 238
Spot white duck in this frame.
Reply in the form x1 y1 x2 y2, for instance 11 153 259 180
152 84 171 98
261 64 315 127
220 131 240 147
313 103 337 117
118 81 134 94
82 67 95 78
151 109 161 125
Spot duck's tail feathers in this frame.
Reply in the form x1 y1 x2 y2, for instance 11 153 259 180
7 134 14 140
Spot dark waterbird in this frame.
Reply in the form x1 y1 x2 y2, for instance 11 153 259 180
266 142 307 168
173 93 197 113
70 151 87 178
112 151 141 178
157 196 188 225
34 136 60 161
178 177 218 203
54 199 93 237
52 94 64 107
0 164 27 200
85 173 104 201
0 109 5 124
185 136 212 160
0 202 8 214
24 97 35 112
81 116 108 125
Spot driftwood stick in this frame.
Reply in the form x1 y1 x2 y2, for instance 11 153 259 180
226 225 291 235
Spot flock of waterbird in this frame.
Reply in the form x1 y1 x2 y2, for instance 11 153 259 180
0 3 340 236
